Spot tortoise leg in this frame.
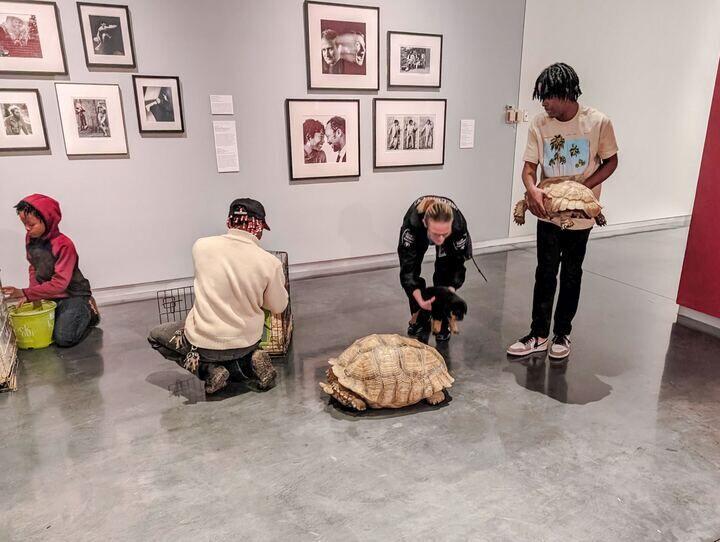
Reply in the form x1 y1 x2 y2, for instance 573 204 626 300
426 390 446 405
560 215 574 230
513 200 527 225
595 213 607 226
319 368 367 411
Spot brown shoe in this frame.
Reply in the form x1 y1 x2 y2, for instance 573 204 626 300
88 296 101 327
250 350 277 390
204 365 230 394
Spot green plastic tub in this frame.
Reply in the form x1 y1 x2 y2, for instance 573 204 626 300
258 309 272 349
9 300 57 349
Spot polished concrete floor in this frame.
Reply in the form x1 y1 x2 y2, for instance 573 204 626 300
2 227 720 541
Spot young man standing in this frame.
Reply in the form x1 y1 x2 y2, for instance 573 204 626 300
507 62 619 359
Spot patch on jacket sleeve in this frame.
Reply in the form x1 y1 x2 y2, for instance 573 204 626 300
401 228 415 248
453 234 468 252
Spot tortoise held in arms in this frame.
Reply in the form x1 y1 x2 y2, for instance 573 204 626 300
319 334 454 411
513 179 606 230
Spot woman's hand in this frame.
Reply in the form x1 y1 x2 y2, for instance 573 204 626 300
413 289 435 311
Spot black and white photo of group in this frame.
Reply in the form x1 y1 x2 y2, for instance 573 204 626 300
386 115 434 151
320 19 366 75
88 14 124 55
74 98 110 138
400 46 430 73
2 103 32 135
143 86 174 122
302 115 348 163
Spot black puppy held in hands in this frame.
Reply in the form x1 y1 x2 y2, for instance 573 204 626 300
422 286 468 336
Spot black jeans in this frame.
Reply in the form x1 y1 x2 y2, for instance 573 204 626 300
531 221 591 338
54 297 93 347
148 321 258 380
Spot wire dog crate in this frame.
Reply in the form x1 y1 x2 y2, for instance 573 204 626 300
0 272 19 392
156 251 293 356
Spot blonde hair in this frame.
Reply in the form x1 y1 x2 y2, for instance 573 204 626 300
417 197 454 224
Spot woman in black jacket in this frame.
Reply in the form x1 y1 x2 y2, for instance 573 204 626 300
397 196 472 341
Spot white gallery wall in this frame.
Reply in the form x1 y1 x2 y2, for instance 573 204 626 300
0 0 525 294
1 0 719 297
509 0 720 237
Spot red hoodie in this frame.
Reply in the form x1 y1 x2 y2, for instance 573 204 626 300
21 194 92 302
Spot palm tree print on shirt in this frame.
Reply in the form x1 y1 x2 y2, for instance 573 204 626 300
569 143 586 169
543 135 590 178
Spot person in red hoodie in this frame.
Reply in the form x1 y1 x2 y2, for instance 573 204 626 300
1 194 100 347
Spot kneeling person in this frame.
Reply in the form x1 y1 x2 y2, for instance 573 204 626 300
2 194 100 348
148 199 289 394
398 196 472 342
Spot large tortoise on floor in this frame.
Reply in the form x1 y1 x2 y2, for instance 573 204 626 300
513 179 607 230
319 334 454 411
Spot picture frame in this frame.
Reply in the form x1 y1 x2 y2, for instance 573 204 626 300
55 82 128 156
77 2 136 69
0 88 48 151
373 98 446 169
132 75 184 134
286 98 360 181
0 0 67 75
387 31 442 88
304 1 379 91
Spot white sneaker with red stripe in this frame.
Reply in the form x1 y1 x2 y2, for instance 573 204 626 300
549 335 571 359
506 334 549 356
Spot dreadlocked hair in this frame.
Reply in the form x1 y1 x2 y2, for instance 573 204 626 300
417 197 454 223
532 62 582 102
14 200 45 225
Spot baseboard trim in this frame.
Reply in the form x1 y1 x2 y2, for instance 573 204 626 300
677 306 720 338
94 277 194 307
93 215 690 306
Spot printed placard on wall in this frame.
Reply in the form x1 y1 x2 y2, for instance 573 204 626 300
387 31 442 88
77 2 136 68
286 99 360 180
132 75 184 133
55 83 127 156
374 98 446 168
304 1 379 90
0 1 66 74
0 88 48 151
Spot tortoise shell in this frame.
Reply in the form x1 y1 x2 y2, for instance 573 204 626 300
542 179 602 218
328 334 454 409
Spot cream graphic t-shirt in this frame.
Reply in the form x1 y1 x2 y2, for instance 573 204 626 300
523 105 618 230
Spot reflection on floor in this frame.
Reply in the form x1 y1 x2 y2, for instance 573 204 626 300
2 226 720 541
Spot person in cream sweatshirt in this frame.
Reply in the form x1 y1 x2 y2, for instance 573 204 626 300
148 198 288 394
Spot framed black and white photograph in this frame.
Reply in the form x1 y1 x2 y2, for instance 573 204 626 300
387 31 442 88
55 82 127 156
374 98 446 168
286 99 360 180
132 75 184 133
304 1 379 91
77 2 136 68
0 1 66 75
0 88 48 151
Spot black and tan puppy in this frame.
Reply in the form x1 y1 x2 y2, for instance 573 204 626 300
422 286 468 336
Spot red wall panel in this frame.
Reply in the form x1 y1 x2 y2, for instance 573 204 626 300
677 59 720 318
